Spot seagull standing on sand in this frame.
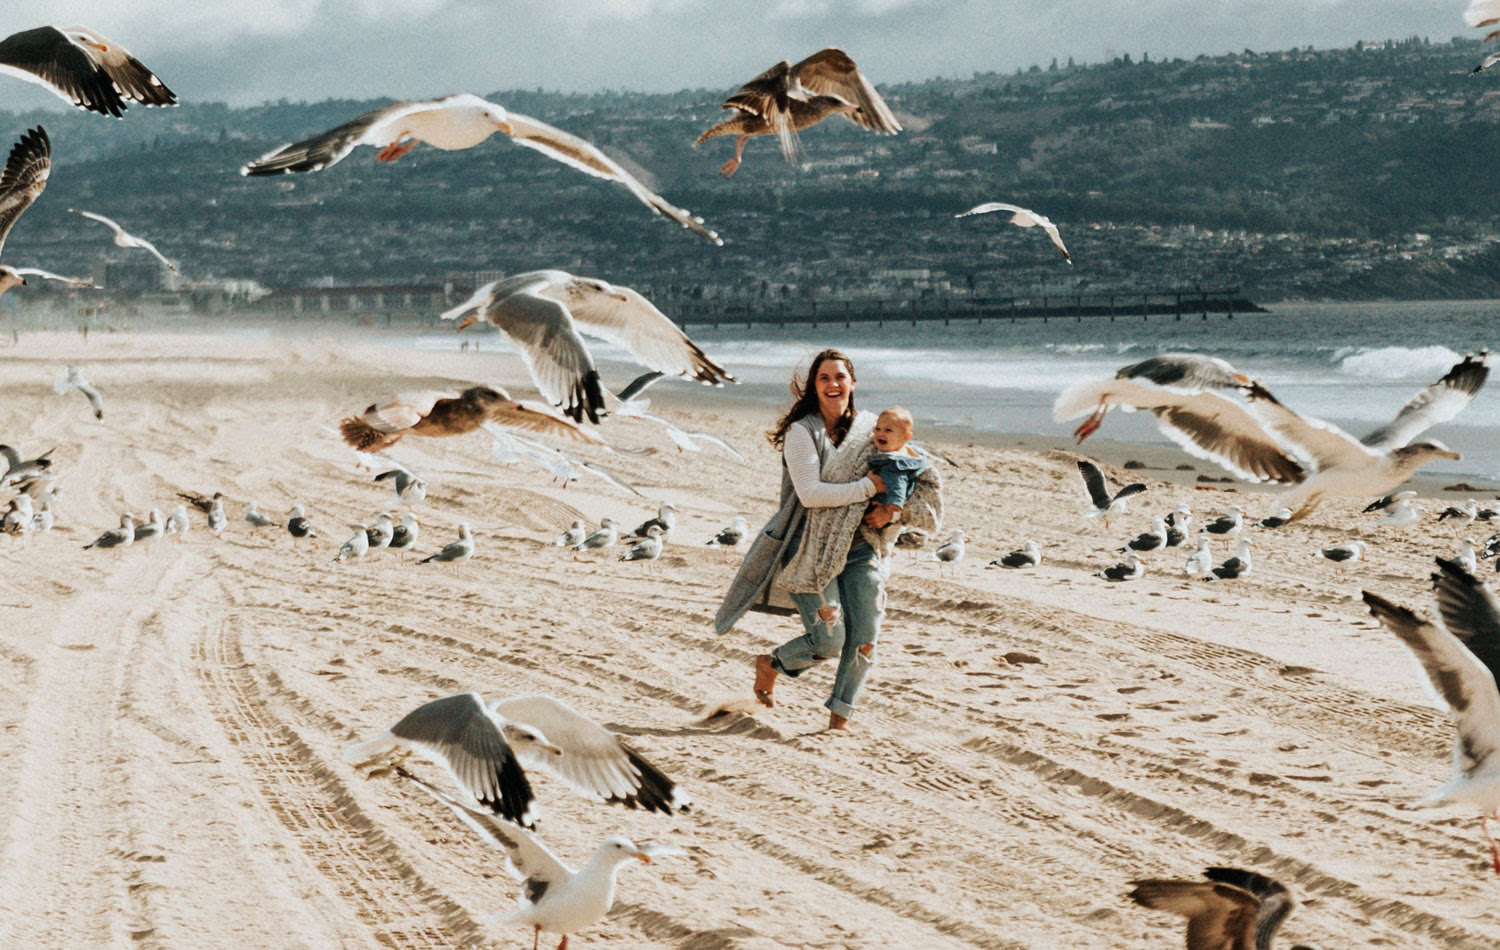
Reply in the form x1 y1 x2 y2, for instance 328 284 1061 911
240 93 721 244
132 508 164 548
1440 499 1482 523
628 503 677 542
441 270 736 424
1376 495 1424 528
85 513 134 551
707 516 748 549
1077 459 1146 530
1206 539 1253 581
29 500 52 535
694 48 901 177
52 365 102 419
990 540 1041 569
399 767 682 950
2 496 33 543
619 525 664 566
333 525 370 563
1461 539 1481 576
1184 535 1214 577
1130 866 1310 950
0 127 52 298
286 504 317 539
70 208 177 273
1364 558 1500 875
1203 506 1244 535
244 502 276 528
1124 518 1169 553
421 523 475 564
389 512 419 556
0 26 176 117
1164 504 1192 545
1317 540 1366 565
166 503 190 541
364 513 395 552
1259 507 1293 529
930 531 968 576
557 520 587 548
1098 551 1144 582
573 518 618 553
957 202 1072 263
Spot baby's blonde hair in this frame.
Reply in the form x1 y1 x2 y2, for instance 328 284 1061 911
878 406 914 434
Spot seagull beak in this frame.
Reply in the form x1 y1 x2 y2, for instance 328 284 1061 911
633 850 652 864
1233 373 1251 385
547 742 563 757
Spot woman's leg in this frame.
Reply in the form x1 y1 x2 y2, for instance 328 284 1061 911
753 577 845 707
826 544 886 722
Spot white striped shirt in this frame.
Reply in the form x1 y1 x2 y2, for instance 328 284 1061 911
783 423 878 509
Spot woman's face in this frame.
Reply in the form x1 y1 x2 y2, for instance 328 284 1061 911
813 358 854 415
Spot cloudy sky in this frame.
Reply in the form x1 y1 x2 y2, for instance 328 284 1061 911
5 1 1470 108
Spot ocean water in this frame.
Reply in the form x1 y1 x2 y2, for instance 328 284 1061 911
412 299 1500 480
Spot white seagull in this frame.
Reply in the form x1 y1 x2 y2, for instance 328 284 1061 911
1364 558 1500 874
1203 506 1244 535
166 503 190 541
1123 518 1169 552
51 364 103 419
240 93 721 244
1375 494 1424 528
132 508 164 548
1077 459 1146 530
0 26 175 117
1461 539 1481 576
70 208 177 273
557 520 587 548
442 270 736 424
1317 540 1366 564
1205 539 1253 581
1184 534 1214 577
627 503 677 542
0 127 51 298
421 523 475 564
399 767 682 950
930 531 968 576
243 502 276 528
573 518 618 553
957 201 1072 264
332 525 370 563
619 524 664 564
84 513 134 550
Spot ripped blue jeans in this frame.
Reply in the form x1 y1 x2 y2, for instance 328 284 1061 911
772 541 888 718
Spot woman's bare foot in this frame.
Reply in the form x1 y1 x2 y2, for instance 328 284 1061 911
827 712 850 731
753 654 778 708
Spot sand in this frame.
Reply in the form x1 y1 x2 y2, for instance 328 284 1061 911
1 328 1498 949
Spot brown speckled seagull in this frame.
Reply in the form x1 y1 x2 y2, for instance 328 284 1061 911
339 385 601 452
0 127 51 298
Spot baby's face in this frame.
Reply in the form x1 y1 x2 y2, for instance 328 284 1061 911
873 413 912 452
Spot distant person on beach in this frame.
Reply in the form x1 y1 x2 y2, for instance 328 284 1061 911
715 349 943 730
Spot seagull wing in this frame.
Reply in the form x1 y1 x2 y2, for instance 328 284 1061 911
616 370 666 404
1110 483 1148 506
1035 216 1071 262
240 100 433 175
577 459 644 496
546 280 733 386
76 381 103 418
363 392 442 432
1245 383 1374 471
1465 0 1500 28
723 59 792 118
1116 353 1250 390
503 111 722 245
482 286 604 423
0 127 50 256
1432 557 1500 701
1076 460 1112 510
440 279 499 324
399 767 569 884
681 429 746 463
12 266 90 287
1128 878 1260 950
491 695 689 813
62 26 176 107
1149 389 1307 485
790 48 902 134
70 207 127 239
1361 351 1489 450
386 692 538 826
1363 590 1500 777
0 27 123 116
1202 868 1295 950
488 398 606 445
956 201 1024 219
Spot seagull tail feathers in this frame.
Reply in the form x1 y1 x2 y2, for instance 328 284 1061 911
1052 378 1113 423
342 731 396 766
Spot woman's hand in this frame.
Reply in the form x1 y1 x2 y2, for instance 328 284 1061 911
864 505 894 529
867 472 885 494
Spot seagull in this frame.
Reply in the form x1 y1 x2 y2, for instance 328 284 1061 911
1440 499 1482 523
441 270 736 424
930 531 968 576
243 501 276 528
207 495 226 536
421 523 474 564
573 518 618 553
2 496 33 542
1184 534 1214 577
1364 558 1500 875
340 386 599 452
1204 506 1244 535
132 508 164 548
374 466 427 506
345 691 689 824
0 26 175 117
957 202 1072 264
1129 866 1311 950
894 526 929 553
1097 551 1144 582
1317 540 1366 564
990 540 1041 569
1123 518 1169 552
1475 51 1500 73
624 408 747 461
0 443 54 486
165 503 190 541
332 525 370 563
1164 505 1192 545
556 520 587 548
1258 507 1293 529
1376 497 1425 528
0 127 52 298
1054 352 1256 444
1366 490 1419 512
706 516 748 548
364 513 395 552
286 503 317 539
619 525 664 564
29 500 51 535
1077 459 1146 530
240 93 721 244
51 365 103 419
9 265 90 288
84 513 134 550
488 426 644 497
389 512 420 556
69 208 177 273
1206 539 1253 581
1461 539 1481 576
694 48 901 177
627 503 677 542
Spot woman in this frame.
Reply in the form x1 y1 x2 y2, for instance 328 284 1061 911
715 349 942 730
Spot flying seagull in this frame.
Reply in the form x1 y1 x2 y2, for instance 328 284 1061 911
398 766 682 950
0 127 51 297
957 202 1072 264
1077 459 1146 529
339 386 599 452
442 270 735 424
51 364 103 419
695 48 901 177
1129 866 1312 950
69 208 177 273
0 26 176 117
1364 558 1500 875
240 93 720 245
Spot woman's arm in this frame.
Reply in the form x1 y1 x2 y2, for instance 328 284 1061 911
784 424 880 509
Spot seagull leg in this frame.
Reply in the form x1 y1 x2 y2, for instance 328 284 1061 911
532 925 540 950
376 141 415 162
720 136 750 178
556 935 567 950
1073 403 1107 442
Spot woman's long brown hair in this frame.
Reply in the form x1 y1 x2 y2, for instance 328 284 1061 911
767 348 857 449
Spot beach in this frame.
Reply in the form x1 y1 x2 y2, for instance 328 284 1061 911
3 328 1500 949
